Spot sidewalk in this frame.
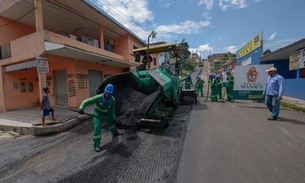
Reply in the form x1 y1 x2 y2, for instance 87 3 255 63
0 106 93 136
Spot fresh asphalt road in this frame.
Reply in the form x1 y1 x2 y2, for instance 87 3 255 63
1 64 305 183
176 96 305 183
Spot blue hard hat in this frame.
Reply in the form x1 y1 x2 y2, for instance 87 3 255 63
187 73 191 77
104 84 114 94
215 75 220 79
226 70 231 74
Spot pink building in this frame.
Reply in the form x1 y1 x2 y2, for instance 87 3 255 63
0 0 159 112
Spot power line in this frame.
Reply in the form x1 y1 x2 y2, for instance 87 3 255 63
100 0 150 36
0 7 36 29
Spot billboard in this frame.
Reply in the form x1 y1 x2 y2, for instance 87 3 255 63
233 64 273 100
236 32 262 59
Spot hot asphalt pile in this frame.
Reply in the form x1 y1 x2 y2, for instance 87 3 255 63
114 87 159 126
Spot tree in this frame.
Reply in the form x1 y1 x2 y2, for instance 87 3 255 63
263 49 272 55
178 39 191 60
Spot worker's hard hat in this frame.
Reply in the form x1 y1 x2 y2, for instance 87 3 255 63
104 84 114 94
187 73 191 78
215 75 220 79
226 70 231 75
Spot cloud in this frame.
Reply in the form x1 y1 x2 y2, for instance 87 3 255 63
159 0 174 8
219 0 248 11
197 44 213 52
202 12 212 20
254 0 262 2
268 32 277 40
198 0 214 10
155 20 211 39
224 45 237 53
94 0 211 42
96 0 153 23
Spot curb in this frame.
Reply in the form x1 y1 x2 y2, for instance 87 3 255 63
0 125 32 135
32 115 91 136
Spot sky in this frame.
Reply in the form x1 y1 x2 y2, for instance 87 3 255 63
89 0 304 59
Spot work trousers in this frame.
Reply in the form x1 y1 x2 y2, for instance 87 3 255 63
196 87 204 97
226 86 234 101
217 87 222 100
93 111 119 148
211 86 218 101
265 95 280 119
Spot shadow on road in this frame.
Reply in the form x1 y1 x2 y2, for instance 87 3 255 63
277 117 305 125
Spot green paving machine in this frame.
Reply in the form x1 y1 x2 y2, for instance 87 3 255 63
97 43 196 128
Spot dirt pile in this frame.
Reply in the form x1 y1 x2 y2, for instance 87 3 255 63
114 87 159 126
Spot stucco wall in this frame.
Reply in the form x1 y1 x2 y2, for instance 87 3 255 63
4 68 39 110
0 17 35 45
75 61 122 106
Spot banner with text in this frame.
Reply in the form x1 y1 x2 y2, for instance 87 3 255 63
233 64 273 100
236 32 262 59
36 57 49 73
289 49 305 70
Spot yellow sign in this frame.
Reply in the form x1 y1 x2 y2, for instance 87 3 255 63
237 33 262 58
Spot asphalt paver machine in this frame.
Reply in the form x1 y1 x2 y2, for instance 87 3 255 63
97 43 196 128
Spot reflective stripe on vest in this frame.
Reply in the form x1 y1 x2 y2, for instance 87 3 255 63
109 124 116 130
93 134 102 139
95 106 108 113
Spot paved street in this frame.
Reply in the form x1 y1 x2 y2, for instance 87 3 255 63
0 64 305 183
176 63 305 183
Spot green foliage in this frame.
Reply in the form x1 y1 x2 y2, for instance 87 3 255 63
281 101 305 114
221 52 236 60
181 59 197 77
179 40 191 60
263 49 272 55
150 30 157 39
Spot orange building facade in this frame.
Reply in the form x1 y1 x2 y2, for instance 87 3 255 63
0 0 159 112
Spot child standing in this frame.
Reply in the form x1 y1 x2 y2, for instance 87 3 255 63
41 87 55 126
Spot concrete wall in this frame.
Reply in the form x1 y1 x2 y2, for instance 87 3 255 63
285 78 305 100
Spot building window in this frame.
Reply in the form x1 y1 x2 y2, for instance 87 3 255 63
20 82 26 93
28 82 34 92
13 82 18 89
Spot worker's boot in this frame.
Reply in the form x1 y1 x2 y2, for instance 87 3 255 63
94 146 101 152
113 132 123 137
